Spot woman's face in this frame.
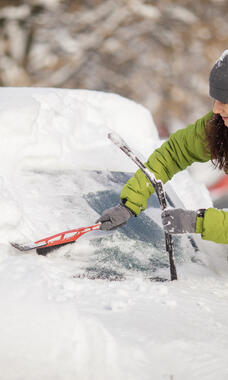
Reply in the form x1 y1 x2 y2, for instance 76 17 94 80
213 100 228 127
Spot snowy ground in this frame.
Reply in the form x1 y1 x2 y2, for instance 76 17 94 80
0 88 228 380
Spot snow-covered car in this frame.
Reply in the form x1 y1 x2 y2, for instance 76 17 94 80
1 88 228 380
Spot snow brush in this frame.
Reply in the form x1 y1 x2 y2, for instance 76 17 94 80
108 132 178 281
11 223 101 255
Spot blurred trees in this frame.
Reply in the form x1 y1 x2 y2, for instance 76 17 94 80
0 0 228 134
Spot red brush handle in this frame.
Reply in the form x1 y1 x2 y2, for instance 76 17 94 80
35 223 101 248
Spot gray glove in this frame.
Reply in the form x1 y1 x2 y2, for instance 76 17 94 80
161 208 198 234
96 203 133 230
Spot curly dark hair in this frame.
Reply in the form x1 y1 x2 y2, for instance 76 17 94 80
205 113 228 172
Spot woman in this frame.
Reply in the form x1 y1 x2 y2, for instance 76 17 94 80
97 50 228 244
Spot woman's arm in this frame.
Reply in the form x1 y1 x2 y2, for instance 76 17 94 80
121 111 212 215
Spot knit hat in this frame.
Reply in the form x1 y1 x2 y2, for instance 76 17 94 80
209 50 228 103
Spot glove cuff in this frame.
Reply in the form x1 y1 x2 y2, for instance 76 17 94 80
120 199 136 217
195 209 206 233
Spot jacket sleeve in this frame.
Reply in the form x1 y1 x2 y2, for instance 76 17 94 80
201 208 228 244
120 111 212 215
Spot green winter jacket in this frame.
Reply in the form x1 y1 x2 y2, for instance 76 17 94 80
120 111 228 244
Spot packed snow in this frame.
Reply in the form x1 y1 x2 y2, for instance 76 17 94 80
0 87 228 380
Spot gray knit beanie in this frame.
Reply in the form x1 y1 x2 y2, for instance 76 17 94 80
209 50 228 103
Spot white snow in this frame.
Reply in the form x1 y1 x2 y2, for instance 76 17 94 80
0 87 228 380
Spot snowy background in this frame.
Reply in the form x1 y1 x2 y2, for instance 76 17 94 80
1 87 228 380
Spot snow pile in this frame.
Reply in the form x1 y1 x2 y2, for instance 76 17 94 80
0 87 157 173
0 87 227 380
0 87 157 244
